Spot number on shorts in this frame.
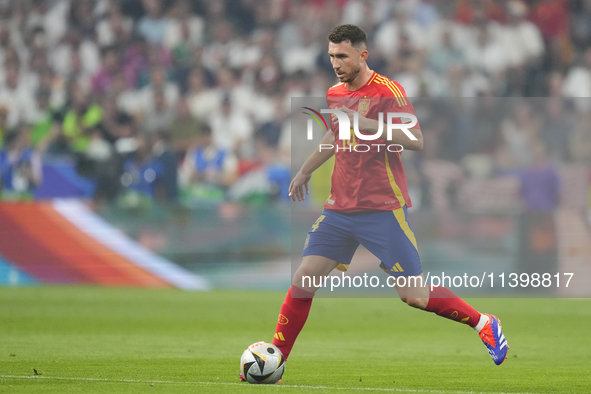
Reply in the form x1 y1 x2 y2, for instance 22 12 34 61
311 215 326 232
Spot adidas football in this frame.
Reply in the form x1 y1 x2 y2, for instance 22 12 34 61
240 342 285 384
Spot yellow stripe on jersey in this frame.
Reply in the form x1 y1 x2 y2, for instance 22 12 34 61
374 76 408 106
367 72 378 85
375 76 405 101
387 80 408 106
384 150 406 208
392 208 419 252
374 76 402 106
377 77 404 106
384 77 408 106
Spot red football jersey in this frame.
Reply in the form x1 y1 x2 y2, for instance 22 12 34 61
323 71 420 213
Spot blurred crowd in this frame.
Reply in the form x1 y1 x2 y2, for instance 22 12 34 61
0 0 590 210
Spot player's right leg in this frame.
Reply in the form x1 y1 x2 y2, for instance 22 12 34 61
241 210 357 381
291 254 340 292
240 255 338 382
271 254 339 359
273 210 358 360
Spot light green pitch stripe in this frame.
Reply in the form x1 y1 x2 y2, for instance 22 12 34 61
0 375 544 394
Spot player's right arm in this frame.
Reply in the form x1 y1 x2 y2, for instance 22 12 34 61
289 130 335 202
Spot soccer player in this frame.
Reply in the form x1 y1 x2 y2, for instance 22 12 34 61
243 24 508 380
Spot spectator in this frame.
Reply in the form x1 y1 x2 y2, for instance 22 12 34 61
569 109 591 164
68 0 96 38
120 134 165 199
464 25 508 88
520 141 561 211
530 0 573 70
179 124 238 204
164 0 204 50
169 97 202 157
0 106 7 147
375 4 425 60
530 0 569 41
228 137 290 203
202 21 237 73
498 100 540 168
0 125 46 199
502 2 544 66
280 25 321 75
454 0 507 25
518 140 561 275
186 67 221 120
136 0 170 45
540 98 573 161
563 47 591 99
51 28 100 82
61 85 103 153
0 62 35 128
0 26 13 67
24 0 69 47
142 88 175 135
341 0 391 31
500 0 545 96
209 96 254 159
394 57 431 98
96 2 134 47
30 88 60 148
427 26 465 76
138 66 179 115
214 67 260 120
259 97 287 148
91 46 120 96
152 131 179 202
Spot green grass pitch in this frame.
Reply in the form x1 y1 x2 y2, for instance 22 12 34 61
1 286 590 393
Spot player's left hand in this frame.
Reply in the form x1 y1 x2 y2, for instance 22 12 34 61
338 106 373 131
289 171 311 202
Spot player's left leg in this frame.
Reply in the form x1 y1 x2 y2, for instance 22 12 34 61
355 207 509 365
394 273 481 327
394 275 509 365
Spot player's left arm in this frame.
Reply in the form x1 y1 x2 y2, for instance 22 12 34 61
339 107 423 151
377 122 423 151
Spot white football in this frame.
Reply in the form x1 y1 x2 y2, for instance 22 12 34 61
240 342 285 384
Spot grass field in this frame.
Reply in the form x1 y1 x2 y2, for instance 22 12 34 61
1 286 590 393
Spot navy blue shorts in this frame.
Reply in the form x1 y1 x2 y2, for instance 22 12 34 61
302 207 422 277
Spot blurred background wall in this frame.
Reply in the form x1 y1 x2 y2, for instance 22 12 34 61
0 0 589 293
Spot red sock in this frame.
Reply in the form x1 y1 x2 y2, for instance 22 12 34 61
424 286 481 328
272 285 314 360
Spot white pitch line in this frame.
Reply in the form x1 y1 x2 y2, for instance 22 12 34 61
0 375 545 394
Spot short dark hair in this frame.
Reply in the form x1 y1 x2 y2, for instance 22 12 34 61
328 24 367 51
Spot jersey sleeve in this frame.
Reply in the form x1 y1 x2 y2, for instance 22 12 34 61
375 80 421 131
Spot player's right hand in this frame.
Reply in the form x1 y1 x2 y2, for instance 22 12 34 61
289 172 311 201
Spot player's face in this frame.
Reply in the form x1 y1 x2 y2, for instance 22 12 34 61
328 41 366 83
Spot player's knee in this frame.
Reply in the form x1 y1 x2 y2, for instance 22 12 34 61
403 297 428 310
292 268 320 289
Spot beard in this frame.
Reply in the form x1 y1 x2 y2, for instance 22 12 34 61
338 63 361 83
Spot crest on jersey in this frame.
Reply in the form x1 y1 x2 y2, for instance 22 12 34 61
358 99 371 116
